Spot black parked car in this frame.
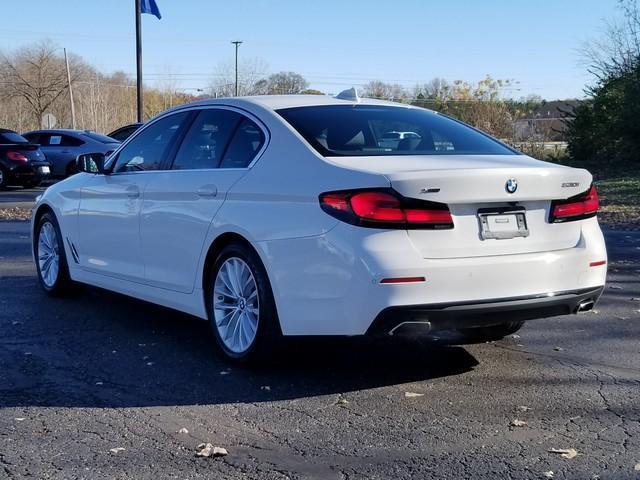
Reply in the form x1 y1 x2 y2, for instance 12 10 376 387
0 129 51 189
108 123 143 142
23 129 120 177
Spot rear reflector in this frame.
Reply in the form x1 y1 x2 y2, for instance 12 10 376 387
320 189 453 229
589 260 606 267
380 276 426 284
550 185 599 223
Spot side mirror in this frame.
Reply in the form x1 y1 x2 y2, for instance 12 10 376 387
76 153 106 174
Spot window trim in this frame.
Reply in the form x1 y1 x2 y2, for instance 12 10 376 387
104 105 271 175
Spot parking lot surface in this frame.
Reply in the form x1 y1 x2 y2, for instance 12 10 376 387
0 220 639 479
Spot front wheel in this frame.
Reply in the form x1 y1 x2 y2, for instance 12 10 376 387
35 212 75 296
206 243 281 362
457 321 524 342
0 167 8 190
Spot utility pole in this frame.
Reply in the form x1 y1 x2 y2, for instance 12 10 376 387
64 48 76 129
231 40 243 97
135 0 143 122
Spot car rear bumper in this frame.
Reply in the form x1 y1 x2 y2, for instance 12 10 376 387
8 162 51 182
367 286 604 335
259 217 608 336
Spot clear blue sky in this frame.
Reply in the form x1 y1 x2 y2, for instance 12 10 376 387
0 0 620 99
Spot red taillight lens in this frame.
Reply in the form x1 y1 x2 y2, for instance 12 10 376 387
550 185 599 223
7 151 28 162
319 189 453 229
350 192 405 222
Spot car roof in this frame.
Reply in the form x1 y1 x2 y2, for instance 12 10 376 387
26 129 95 135
168 94 418 113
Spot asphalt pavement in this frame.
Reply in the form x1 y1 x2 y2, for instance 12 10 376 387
0 220 639 479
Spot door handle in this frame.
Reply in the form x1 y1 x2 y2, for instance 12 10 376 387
125 185 140 198
197 186 218 198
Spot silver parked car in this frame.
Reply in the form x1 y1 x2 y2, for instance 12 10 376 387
23 129 121 177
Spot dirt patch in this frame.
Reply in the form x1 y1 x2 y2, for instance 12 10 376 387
0 207 32 222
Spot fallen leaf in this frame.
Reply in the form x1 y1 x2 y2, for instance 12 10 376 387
177 427 189 434
549 448 578 459
196 443 228 458
109 447 125 454
335 398 349 406
510 419 527 427
404 392 424 398
543 471 554 478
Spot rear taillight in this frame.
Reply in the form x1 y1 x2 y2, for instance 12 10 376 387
7 151 28 162
550 185 599 223
319 189 453 229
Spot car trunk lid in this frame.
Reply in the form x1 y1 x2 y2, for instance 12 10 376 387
328 154 593 258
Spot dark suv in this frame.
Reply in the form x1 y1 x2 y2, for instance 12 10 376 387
0 129 51 189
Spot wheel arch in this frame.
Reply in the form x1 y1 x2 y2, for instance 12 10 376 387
201 232 278 314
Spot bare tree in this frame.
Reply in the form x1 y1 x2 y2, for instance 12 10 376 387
262 71 308 94
582 0 640 76
0 41 87 126
362 80 407 100
413 78 451 100
208 57 269 97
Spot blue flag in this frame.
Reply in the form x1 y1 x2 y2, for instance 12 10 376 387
141 0 161 19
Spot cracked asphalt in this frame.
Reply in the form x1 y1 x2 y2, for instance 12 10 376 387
0 220 639 479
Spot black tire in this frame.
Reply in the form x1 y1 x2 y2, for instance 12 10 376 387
34 211 75 296
0 166 8 190
206 243 282 363
458 321 525 342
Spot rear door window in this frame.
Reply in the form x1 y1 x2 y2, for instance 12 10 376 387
219 118 266 169
172 109 242 170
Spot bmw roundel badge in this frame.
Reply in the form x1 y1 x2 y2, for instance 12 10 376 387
505 178 518 194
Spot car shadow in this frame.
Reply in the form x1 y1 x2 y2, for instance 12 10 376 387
0 277 479 409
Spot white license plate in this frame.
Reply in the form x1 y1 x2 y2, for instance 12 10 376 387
479 209 529 240
37 166 50 174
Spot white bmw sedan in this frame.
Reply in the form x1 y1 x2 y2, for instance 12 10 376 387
32 93 607 361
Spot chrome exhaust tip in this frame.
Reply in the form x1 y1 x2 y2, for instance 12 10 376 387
575 299 595 313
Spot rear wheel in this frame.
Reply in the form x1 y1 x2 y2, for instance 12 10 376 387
458 321 524 342
35 212 75 296
206 243 281 362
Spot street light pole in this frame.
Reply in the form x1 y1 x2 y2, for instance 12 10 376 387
231 40 243 97
63 48 76 129
135 0 143 122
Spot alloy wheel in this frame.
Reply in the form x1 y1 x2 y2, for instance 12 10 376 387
38 221 60 288
213 257 260 354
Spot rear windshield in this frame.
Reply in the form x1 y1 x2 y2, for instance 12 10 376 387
0 132 29 144
277 105 517 156
81 132 120 144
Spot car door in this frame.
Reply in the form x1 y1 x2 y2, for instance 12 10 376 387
41 134 84 176
77 111 191 282
140 107 267 293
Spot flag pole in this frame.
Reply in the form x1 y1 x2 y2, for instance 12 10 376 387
135 0 143 123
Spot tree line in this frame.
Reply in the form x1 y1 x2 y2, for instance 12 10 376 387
0 40 566 161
